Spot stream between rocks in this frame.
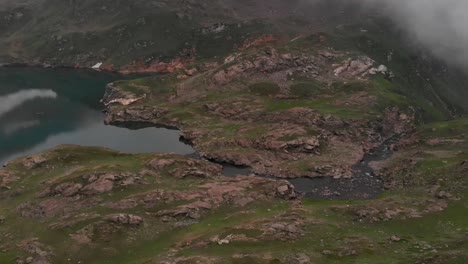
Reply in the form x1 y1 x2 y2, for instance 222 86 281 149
189 136 398 200
288 137 399 200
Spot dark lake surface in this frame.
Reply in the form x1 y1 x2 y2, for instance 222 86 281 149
0 67 194 165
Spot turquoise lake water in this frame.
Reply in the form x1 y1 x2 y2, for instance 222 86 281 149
0 67 194 165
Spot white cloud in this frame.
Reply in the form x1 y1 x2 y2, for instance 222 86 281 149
0 89 57 117
362 0 468 67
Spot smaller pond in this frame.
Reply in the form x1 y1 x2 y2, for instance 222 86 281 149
220 137 396 200
287 137 397 200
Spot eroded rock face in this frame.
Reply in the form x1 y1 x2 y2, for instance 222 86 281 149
21 155 47 169
262 221 304 241
110 176 297 223
37 172 145 200
212 47 322 86
106 214 143 226
52 182 83 197
17 197 89 219
336 198 449 223
17 239 52 264
284 253 311 264
81 174 115 195
382 107 416 137
334 56 391 79
334 57 375 79
0 170 18 189
102 83 146 107
103 106 169 125
203 100 264 121
16 171 148 219
147 155 223 179
118 49 195 75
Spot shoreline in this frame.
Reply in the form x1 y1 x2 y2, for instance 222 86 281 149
107 119 395 200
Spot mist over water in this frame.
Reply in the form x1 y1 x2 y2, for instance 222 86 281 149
3 120 41 135
0 68 194 165
0 89 57 117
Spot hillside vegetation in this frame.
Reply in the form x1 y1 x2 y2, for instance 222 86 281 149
0 1 467 263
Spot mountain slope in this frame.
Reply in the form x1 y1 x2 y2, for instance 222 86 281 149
0 0 361 66
1 0 467 114
0 1 468 263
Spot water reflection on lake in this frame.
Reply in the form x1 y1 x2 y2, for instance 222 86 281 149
0 67 194 165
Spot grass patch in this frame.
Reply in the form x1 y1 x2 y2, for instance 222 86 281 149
114 76 172 96
265 97 368 119
249 82 280 96
289 81 323 98
418 119 468 138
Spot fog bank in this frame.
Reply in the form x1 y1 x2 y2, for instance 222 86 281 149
362 0 468 67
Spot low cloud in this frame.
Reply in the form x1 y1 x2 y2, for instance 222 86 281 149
361 0 468 67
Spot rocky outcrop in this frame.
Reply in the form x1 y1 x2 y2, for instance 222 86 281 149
81 174 115 195
147 156 223 179
382 107 416 137
21 155 47 169
336 198 449 223
119 49 195 75
212 47 321 86
0 170 18 190
262 221 304 241
203 101 264 121
103 106 170 125
107 176 297 224
334 56 391 79
38 172 144 199
50 182 83 197
240 35 279 50
105 214 144 226
102 83 146 107
16 239 53 264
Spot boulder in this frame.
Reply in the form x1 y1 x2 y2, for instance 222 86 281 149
81 177 114 195
334 56 376 79
148 159 176 170
21 155 47 169
54 182 82 197
106 214 144 226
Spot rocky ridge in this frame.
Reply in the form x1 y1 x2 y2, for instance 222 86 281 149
103 35 415 180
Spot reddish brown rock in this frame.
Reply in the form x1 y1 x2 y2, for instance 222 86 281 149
148 159 176 170
17 239 52 264
21 155 47 169
81 174 115 195
260 215 306 241
119 49 195 75
333 56 375 79
382 107 416 137
240 35 278 50
0 170 18 189
106 214 144 226
53 182 83 197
